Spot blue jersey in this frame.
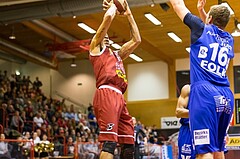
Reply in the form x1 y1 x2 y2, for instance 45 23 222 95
180 117 189 126
184 13 234 154
184 13 234 86
178 118 195 159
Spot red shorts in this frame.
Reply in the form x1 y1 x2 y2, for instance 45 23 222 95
93 86 134 144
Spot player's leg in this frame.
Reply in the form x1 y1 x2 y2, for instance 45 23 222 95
178 125 195 159
100 141 117 159
212 87 234 159
118 101 135 159
189 84 218 159
213 151 224 159
196 153 213 159
93 88 122 159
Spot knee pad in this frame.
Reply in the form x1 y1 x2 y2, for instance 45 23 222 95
102 141 117 155
120 144 134 159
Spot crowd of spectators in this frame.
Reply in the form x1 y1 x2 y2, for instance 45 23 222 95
0 70 167 159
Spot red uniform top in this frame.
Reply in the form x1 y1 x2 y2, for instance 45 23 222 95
89 46 127 93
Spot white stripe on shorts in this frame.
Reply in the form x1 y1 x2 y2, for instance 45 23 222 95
118 134 134 138
99 131 118 136
98 85 122 94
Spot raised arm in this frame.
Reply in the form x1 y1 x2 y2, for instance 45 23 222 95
197 0 207 22
169 0 191 21
176 84 190 118
118 0 141 60
90 0 117 54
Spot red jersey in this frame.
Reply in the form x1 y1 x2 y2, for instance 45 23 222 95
89 46 128 93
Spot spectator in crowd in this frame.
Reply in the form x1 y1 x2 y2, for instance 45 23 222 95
39 134 50 159
87 106 97 132
22 131 32 158
67 136 75 156
6 104 15 126
33 131 41 159
0 133 11 159
83 137 99 159
10 110 24 131
75 110 83 124
34 112 44 128
12 136 24 159
132 117 147 159
33 77 43 91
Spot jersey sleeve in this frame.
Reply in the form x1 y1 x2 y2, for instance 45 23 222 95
183 13 205 44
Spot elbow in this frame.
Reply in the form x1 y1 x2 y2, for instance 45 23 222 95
137 37 141 44
175 110 180 118
134 37 141 46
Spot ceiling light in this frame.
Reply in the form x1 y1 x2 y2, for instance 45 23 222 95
15 70 20 76
129 54 143 62
167 32 182 42
237 23 240 30
231 18 240 37
9 26 16 40
70 59 77 67
220 2 234 16
144 13 161 25
78 22 96 34
9 34 16 40
231 30 240 37
185 47 190 53
111 43 121 50
73 15 76 19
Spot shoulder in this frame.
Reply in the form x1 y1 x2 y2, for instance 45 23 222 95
89 45 107 56
184 13 204 28
181 84 190 96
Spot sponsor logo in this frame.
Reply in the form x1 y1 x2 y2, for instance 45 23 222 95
106 123 115 131
194 129 210 145
227 136 240 146
161 117 180 129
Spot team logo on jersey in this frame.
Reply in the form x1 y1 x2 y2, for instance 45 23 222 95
114 51 127 82
214 95 232 114
181 144 191 154
106 123 115 131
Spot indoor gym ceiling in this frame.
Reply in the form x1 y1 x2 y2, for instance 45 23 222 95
0 0 239 69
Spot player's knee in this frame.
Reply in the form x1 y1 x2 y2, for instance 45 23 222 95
102 141 117 155
120 144 134 159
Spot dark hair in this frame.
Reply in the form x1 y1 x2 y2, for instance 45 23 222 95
209 5 230 29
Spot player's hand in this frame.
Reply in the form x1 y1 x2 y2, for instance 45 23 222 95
197 0 206 11
103 0 113 11
117 0 132 16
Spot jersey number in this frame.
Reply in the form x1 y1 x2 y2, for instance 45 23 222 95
181 155 191 159
198 43 229 67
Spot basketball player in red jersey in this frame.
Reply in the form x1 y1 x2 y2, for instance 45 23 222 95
89 0 141 159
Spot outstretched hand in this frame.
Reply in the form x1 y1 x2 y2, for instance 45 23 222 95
103 0 114 11
197 0 206 10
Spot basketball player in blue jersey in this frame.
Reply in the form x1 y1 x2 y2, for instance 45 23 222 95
169 0 234 159
176 84 196 159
